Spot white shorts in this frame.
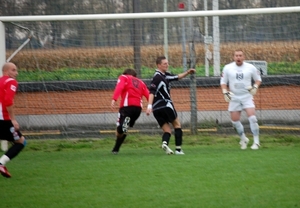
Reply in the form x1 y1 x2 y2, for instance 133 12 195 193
228 96 255 112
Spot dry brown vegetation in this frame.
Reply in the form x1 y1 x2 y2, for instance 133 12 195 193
8 41 300 71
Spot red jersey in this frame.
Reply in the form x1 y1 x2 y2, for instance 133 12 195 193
0 76 18 120
112 75 149 108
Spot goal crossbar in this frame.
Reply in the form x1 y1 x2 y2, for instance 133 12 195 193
0 6 299 22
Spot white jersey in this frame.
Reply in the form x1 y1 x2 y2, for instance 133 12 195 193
220 62 262 99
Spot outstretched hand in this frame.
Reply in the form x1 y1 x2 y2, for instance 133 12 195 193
187 68 196 74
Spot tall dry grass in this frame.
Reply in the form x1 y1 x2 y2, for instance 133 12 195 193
7 41 300 71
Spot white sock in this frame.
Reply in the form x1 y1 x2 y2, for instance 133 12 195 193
232 121 246 140
240 133 247 141
253 136 260 145
176 146 182 151
0 155 10 166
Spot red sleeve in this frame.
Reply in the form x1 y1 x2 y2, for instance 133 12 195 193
112 75 127 101
4 79 18 106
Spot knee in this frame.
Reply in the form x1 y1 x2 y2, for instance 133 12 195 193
172 118 181 129
231 120 241 128
248 115 257 124
117 126 125 134
15 136 27 146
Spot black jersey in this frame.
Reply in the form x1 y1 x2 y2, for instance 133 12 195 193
149 70 179 111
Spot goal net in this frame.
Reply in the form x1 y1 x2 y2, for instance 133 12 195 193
1 2 300 140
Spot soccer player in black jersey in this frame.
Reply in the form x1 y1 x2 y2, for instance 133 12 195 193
146 56 195 155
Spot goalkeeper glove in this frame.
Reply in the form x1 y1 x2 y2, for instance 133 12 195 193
222 89 234 102
247 84 258 95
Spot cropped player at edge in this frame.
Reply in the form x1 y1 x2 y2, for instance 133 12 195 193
220 49 262 150
111 68 149 154
0 62 27 178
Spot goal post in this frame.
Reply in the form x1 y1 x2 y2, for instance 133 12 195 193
0 6 300 22
0 22 5 75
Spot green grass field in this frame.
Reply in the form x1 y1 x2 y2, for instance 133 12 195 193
1 134 300 208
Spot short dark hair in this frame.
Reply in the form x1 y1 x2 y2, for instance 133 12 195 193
123 68 137 77
156 56 166 65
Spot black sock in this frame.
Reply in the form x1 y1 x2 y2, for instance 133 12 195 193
112 134 127 152
162 132 171 145
175 128 183 146
5 143 24 160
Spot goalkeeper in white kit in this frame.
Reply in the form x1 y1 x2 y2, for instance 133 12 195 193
220 49 262 150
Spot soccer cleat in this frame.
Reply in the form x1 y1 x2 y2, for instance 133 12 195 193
0 165 11 178
251 143 260 150
122 117 130 133
111 151 118 155
162 143 174 155
239 137 249 150
175 150 185 155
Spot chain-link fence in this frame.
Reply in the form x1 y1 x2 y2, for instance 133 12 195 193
1 1 300 138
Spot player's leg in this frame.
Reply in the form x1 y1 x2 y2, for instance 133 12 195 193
164 105 184 155
112 107 142 154
154 109 173 155
245 108 260 150
112 131 126 154
161 123 173 155
171 117 184 155
112 108 129 154
229 102 249 149
0 136 26 165
244 98 260 150
0 121 26 178
231 111 249 149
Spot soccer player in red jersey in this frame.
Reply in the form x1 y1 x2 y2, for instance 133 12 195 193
110 68 149 154
0 62 26 178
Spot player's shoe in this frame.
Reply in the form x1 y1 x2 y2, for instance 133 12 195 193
162 143 174 155
175 150 185 155
239 137 249 150
111 151 118 155
251 143 260 150
122 117 130 133
0 165 11 178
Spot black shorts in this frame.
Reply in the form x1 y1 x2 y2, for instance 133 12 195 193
153 106 178 127
0 120 23 142
117 106 142 128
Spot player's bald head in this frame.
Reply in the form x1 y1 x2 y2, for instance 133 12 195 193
2 62 17 72
2 62 18 79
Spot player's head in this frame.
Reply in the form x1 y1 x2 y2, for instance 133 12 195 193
123 68 137 77
156 56 168 72
2 62 18 79
233 49 245 66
